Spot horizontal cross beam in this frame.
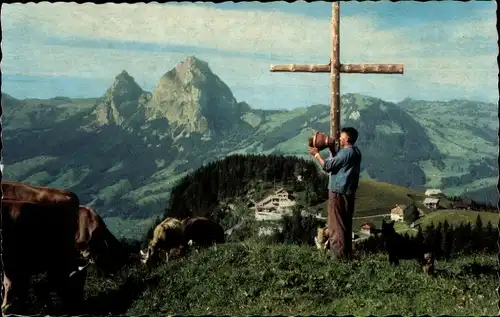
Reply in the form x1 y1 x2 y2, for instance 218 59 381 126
269 63 404 74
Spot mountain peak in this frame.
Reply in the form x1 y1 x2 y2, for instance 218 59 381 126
105 70 143 100
89 71 147 127
176 56 211 72
169 56 213 85
115 69 133 81
112 70 140 88
147 56 249 135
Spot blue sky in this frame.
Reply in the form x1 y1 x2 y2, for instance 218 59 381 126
1 1 498 109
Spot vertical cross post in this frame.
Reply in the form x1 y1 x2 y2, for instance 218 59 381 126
269 2 404 149
331 2 340 146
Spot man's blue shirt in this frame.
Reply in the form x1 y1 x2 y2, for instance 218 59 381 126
323 146 362 196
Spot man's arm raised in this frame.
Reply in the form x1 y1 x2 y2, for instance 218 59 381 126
308 146 345 174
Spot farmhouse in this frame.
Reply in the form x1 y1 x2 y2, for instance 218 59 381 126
425 188 443 197
359 222 375 235
423 197 440 209
251 188 297 220
390 204 405 222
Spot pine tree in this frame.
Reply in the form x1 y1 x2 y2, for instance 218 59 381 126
403 202 420 225
441 220 452 261
424 221 435 246
415 226 424 245
484 220 496 253
463 222 473 254
433 222 443 259
472 214 484 253
452 224 465 255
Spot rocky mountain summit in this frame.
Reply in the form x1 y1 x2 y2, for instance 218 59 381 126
145 56 252 138
90 70 150 127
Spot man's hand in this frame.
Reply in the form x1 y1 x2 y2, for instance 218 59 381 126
309 146 325 167
308 146 319 157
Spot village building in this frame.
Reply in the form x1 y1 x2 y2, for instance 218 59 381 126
251 188 297 221
425 189 443 197
258 226 283 237
423 197 440 209
359 222 375 235
390 204 405 222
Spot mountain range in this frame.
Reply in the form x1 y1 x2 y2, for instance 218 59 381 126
1 56 497 220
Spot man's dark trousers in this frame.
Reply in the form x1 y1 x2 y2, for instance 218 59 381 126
328 191 355 260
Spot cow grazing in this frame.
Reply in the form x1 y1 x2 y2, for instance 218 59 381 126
140 217 185 266
72 205 127 277
182 217 225 249
1 199 85 314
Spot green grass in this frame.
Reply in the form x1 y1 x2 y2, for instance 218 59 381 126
72 241 498 316
416 210 499 228
313 178 435 219
3 156 59 179
445 177 497 196
256 107 309 131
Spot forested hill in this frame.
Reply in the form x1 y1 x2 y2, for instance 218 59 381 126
163 154 328 221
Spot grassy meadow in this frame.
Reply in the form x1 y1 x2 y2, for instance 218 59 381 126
22 240 499 316
312 178 435 218
416 210 500 228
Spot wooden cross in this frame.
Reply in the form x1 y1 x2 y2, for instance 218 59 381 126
270 2 404 149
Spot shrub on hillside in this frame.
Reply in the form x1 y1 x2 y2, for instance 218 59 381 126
271 207 324 246
403 202 420 224
353 235 385 257
226 217 259 242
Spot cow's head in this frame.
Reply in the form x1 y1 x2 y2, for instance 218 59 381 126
139 247 150 263
139 244 185 267
87 229 127 276
139 245 158 267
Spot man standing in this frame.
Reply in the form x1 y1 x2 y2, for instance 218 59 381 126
308 127 362 260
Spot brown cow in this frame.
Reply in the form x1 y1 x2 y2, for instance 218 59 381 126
2 181 80 207
140 217 226 266
140 217 185 266
72 205 127 277
1 199 85 314
182 217 225 249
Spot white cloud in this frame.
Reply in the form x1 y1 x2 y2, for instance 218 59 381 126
1 2 498 105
